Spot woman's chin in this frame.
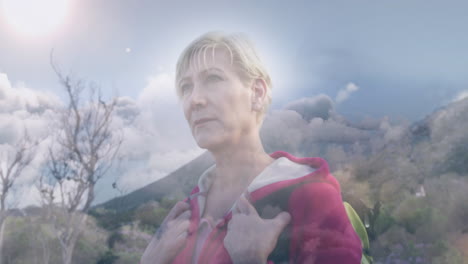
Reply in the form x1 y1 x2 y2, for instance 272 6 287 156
195 137 224 151
194 137 215 149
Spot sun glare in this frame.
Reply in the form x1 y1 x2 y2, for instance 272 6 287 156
2 0 70 36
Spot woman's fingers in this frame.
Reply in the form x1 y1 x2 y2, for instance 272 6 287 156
142 220 189 264
142 201 191 264
175 209 191 221
171 230 189 254
167 216 191 234
243 195 259 215
236 195 258 216
268 211 291 238
155 201 190 240
235 197 249 215
232 203 241 215
175 231 189 241
273 211 291 229
168 210 191 229
166 201 190 222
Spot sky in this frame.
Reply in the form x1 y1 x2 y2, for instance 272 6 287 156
0 0 467 206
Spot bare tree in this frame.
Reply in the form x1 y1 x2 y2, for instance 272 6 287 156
0 132 37 264
40 61 122 264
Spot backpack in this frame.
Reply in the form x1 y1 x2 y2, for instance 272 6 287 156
344 202 373 264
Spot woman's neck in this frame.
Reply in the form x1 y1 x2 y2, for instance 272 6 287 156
209 142 275 189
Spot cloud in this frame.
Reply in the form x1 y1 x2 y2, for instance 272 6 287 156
134 72 194 148
259 91 463 181
335 82 359 104
0 73 60 114
0 70 204 207
116 148 204 192
0 73 60 145
114 96 140 123
98 72 204 200
261 94 375 159
0 114 20 144
352 116 382 130
306 117 371 143
283 94 334 121
418 98 468 175
452 90 468 102
0 74 62 208
0 72 377 207
116 166 167 193
261 109 309 154
0 71 201 205
138 72 177 105
4 68 467 209
430 98 468 144
379 117 408 143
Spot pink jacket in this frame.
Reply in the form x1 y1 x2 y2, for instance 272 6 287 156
171 151 362 264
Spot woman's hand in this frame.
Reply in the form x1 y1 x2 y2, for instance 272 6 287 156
140 201 191 264
224 195 291 264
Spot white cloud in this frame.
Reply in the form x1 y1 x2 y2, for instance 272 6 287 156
16 186 42 208
110 80 468 206
0 73 60 114
0 73 61 208
147 149 205 174
109 72 203 194
430 98 468 144
261 94 373 157
452 90 468 102
117 148 204 192
117 167 167 192
261 109 308 154
283 94 334 121
0 72 59 144
5 68 466 209
138 72 177 105
307 117 370 143
379 117 407 143
336 82 359 104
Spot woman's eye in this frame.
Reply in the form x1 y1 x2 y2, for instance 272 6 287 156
206 74 223 82
180 84 193 94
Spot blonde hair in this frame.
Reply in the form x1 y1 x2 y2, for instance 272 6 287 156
175 31 272 123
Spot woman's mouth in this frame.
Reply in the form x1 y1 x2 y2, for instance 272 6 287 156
193 118 215 127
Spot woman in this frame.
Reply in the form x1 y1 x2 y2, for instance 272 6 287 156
141 32 362 264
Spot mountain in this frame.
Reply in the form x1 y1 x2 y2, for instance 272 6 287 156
97 97 468 212
97 151 214 211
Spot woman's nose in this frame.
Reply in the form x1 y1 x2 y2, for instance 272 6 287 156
188 84 206 107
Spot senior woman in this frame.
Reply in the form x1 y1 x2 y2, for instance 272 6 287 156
141 32 362 264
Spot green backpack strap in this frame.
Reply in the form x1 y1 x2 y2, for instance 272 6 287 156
343 201 373 264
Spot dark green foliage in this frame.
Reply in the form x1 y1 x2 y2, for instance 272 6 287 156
73 234 108 264
369 205 395 240
451 191 468 233
399 207 432 234
443 141 468 175
97 250 120 264
160 197 178 209
135 203 168 232
2 219 32 263
107 231 124 249
90 207 135 231
2 214 111 264
90 197 177 233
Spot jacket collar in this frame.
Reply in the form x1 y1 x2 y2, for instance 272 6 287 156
191 151 336 218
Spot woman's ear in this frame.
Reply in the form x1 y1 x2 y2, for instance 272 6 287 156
251 79 268 111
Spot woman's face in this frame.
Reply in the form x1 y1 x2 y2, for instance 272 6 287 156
179 48 256 151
